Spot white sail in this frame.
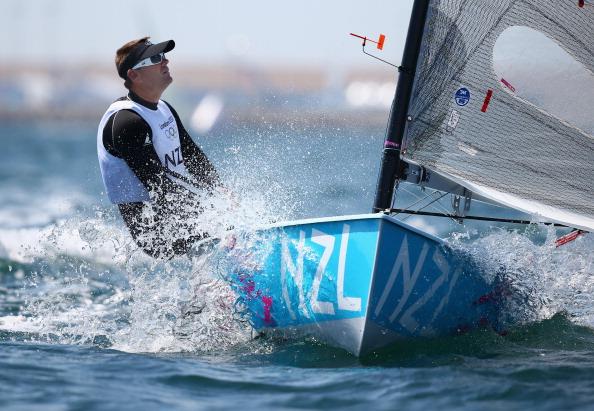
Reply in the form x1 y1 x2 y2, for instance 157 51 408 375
401 0 594 230
419 165 594 231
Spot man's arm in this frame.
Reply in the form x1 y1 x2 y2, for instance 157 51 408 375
104 109 199 258
118 202 202 258
163 101 221 190
106 109 184 201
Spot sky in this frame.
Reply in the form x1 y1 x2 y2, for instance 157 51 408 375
0 0 414 68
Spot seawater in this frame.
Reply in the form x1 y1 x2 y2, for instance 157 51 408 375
1 118 594 411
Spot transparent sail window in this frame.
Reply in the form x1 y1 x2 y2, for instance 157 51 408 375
493 26 594 137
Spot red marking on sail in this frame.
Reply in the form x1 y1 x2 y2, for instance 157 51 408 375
579 0 585 7
481 89 493 112
377 34 386 50
501 78 516 92
556 230 586 247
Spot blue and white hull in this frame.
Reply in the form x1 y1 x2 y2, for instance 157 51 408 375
220 214 501 356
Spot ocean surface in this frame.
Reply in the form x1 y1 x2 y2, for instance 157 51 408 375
1 115 594 411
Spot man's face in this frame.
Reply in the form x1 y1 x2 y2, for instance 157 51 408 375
133 54 173 90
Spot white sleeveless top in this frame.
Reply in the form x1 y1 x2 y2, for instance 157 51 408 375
97 99 190 204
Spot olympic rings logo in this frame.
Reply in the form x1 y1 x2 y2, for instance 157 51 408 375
165 126 176 139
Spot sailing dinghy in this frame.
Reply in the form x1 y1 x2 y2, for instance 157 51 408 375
220 0 594 356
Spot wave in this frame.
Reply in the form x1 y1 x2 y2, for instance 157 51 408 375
1 178 593 357
448 227 594 328
0 180 296 354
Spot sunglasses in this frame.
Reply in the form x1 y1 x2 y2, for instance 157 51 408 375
132 52 166 70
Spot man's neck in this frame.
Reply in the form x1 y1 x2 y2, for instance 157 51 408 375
128 90 159 110
129 87 162 106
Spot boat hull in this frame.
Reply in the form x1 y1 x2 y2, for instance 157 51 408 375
220 214 501 356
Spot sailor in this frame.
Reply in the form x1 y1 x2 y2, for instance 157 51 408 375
97 37 220 258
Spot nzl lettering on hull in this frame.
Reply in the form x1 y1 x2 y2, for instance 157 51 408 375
223 214 500 351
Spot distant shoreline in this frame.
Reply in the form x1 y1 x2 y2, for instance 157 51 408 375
0 63 397 125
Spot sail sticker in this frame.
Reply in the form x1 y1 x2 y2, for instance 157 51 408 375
447 109 460 131
481 89 493 113
500 78 516 92
454 88 471 106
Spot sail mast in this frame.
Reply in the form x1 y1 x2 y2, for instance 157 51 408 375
372 0 431 212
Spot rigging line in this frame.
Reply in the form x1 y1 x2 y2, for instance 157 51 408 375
388 208 575 228
401 192 452 222
397 191 451 221
416 190 449 211
427 194 460 221
396 184 430 204
401 184 461 217
362 45 400 69
411 191 446 213
393 185 442 213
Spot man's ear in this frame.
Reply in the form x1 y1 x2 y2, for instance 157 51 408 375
127 69 139 82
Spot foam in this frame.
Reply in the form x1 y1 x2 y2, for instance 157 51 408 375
449 227 594 327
